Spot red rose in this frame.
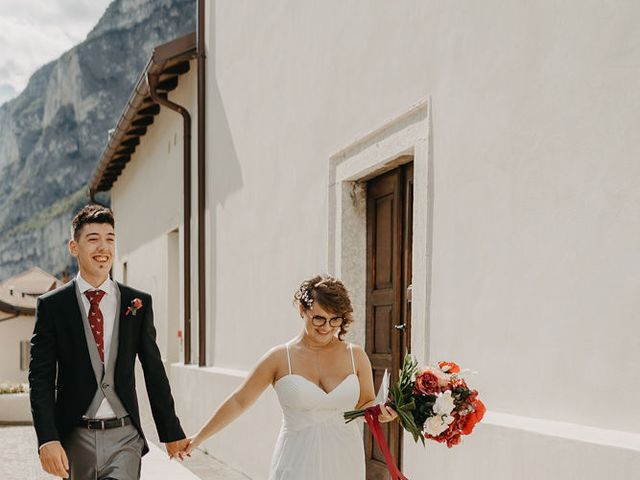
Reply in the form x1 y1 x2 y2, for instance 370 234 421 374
438 361 460 374
126 298 144 316
460 399 486 435
446 432 462 448
414 370 441 395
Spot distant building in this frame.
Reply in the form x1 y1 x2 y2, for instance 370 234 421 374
0 267 61 383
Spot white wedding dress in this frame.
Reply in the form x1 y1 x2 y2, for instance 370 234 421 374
268 342 366 480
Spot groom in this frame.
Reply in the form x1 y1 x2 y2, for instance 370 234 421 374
29 204 188 479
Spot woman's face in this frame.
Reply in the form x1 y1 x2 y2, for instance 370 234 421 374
300 302 343 343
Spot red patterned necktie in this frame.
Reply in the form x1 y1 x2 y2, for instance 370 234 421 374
84 290 106 363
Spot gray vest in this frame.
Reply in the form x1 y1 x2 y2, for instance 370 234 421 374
75 281 128 419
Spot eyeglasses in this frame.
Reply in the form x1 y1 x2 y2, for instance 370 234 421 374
309 314 344 328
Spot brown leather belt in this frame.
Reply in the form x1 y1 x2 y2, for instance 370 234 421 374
82 416 131 430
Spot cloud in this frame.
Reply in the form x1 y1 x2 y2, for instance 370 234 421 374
0 83 17 106
0 0 111 99
0 0 109 30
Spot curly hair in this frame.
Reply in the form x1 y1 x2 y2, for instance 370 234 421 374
293 274 354 341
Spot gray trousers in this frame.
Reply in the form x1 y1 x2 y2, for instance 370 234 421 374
62 423 144 480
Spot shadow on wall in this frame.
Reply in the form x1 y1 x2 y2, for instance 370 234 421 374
209 74 243 204
205 0 244 363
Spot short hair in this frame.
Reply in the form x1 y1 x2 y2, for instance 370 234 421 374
293 274 354 341
71 204 115 241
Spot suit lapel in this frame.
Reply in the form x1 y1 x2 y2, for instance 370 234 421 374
116 283 132 367
64 280 98 378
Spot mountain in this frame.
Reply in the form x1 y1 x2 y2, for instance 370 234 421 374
0 0 196 281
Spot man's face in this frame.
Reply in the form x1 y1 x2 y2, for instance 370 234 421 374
69 223 115 280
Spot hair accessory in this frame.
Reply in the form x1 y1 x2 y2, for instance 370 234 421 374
301 288 314 308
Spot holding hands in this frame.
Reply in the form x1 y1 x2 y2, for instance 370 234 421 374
184 435 203 456
164 438 191 460
166 405 398 462
164 434 202 460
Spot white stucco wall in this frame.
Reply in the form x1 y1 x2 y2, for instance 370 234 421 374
110 2 640 479
0 316 33 384
111 62 196 258
111 61 197 364
200 1 640 478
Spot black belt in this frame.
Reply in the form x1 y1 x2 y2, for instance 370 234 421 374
82 416 131 430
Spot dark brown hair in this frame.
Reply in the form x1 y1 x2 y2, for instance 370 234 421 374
293 274 354 340
71 204 115 241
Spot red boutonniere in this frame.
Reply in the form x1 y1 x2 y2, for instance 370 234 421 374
125 298 143 316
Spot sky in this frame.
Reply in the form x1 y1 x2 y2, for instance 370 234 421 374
0 0 111 106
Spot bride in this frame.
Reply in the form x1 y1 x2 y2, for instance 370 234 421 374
185 274 397 479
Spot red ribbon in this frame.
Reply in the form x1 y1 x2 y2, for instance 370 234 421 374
364 405 408 480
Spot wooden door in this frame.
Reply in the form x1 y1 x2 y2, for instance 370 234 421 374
365 161 413 479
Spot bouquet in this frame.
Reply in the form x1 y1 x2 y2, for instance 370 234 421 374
344 355 485 479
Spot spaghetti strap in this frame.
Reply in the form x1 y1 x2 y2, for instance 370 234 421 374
285 342 292 374
349 343 356 374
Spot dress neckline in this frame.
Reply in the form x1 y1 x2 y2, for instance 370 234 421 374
275 372 357 395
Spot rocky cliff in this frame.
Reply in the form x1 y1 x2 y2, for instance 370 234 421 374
0 0 195 281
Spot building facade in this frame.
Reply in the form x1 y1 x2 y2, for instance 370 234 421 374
0 267 61 384
91 2 640 478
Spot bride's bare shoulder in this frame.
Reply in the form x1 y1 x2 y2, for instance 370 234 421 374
345 342 371 367
261 343 296 381
261 343 292 365
346 342 365 354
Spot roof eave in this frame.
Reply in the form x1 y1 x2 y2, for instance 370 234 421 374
89 31 197 195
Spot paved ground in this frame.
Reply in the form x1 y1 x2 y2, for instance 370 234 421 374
181 449 251 480
0 424 250 480
139 397 252 480
0 425 55 480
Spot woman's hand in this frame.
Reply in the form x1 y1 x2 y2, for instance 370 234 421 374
184 435 202 456
378 404 399 423
181 348 278 454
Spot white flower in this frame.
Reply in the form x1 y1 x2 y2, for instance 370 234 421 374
424 414 454 436
433 390 456 416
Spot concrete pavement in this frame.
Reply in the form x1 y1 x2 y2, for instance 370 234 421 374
141 441 201 480
0 425 250 480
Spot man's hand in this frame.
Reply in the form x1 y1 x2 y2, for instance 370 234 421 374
39 441 69 478
164 438 190 461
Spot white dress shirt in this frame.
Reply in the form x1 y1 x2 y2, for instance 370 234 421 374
76 273 118 419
